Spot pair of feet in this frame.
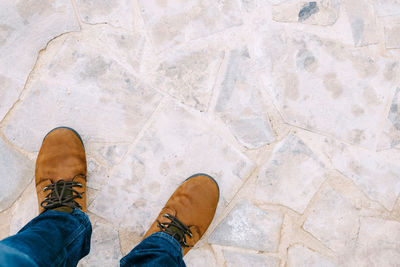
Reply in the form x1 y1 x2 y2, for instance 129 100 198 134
35 127 219 256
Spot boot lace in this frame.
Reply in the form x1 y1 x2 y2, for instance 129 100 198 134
40 175 84 210
157 214 193 247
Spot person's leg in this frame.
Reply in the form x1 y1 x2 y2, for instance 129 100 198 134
0 209 91 267
120 232 185 267
0 127 91 267
120 173 219 267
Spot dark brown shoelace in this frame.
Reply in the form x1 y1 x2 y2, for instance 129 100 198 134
157 214 193 247
40 176 84 210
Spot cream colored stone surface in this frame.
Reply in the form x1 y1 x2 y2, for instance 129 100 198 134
344 0 379 46
287 244 337 267
255 134 326 213
79 222 122 267
272 0 340 26
222 249 280 267
9 180 37 235
0 136 34 212
209 200 283 251
75 0 135 29
351 217 400 266
1 0 400 266
214 47 275 148
0 0 79 122
137 0 243 51
303 186 361 263
184 245 218 267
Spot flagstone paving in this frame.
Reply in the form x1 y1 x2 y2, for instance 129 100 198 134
1 0 400 266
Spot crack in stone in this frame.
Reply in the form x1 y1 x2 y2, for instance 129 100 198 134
0 30 80 130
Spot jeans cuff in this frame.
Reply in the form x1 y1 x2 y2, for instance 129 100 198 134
149 232 183 256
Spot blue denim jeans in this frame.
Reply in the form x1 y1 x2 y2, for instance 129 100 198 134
0 209 186 267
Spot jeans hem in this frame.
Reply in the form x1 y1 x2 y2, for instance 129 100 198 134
148 232 183 256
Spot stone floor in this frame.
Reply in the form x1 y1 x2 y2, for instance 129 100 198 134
1 0 400 266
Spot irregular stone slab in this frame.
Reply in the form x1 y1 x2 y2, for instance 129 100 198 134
378 86 400 150
287 244 337 267
137 0 243 51
215 47 275 149
242 0 291 11
9 181 37 235
344 0 378 46
272 0 340 26
2 26 162 152
352 217 400 266
154 45 224 111
331 145 400 210
223 249 280 267
0 0 79 122
0 209 11 240
385 24 400 49
373 0 400 17
118 228 142 256
184 246 218 267
79 222 122 267
75 0 134 29
303 186 360 256
257 28 398 148
209 200 282 252
86 156 109 190
90 143 130 167
96 28 150 75
0 137 34 212
255 134 326 213
89 100 255 233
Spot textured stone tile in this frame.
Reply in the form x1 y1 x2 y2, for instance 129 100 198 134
79 222 122 267
287 244 337 267
351 217 400 266
373 0 400 17
87 187 99 207
89 143 130 167
379 86 400 150
89 100 255 233
332 145 400 210
75 0 134 29
0 137 34 212
215 47 275 149
86 156 109 190
258 28 398 148
118 228 142 256
209 200 282 251
272 0 340 26
0 209 11 240
184 245 218 267
97 29 150 75
137 0 243 51
242 0 289 10
255 134 326 213
2 26 162 152
385 24 400 49
0 0 79 122
9 180 37 235
303 186 360 255
223 249 280 267
344 0 378 46
154 45 224 111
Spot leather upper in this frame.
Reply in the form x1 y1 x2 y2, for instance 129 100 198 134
143 174 219 256
35 128 87 213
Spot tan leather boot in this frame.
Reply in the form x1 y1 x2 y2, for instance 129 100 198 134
35 127 87 214
143 173 219 256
